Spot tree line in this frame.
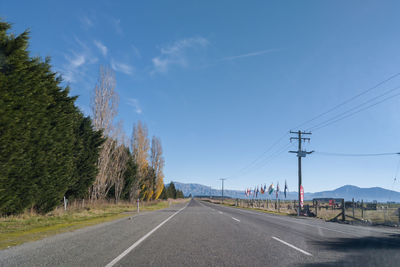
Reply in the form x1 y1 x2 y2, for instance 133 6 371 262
0 21 182 215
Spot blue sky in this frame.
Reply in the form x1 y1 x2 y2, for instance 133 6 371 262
3 0 400 193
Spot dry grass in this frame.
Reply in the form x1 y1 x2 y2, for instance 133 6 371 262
0 198 187 250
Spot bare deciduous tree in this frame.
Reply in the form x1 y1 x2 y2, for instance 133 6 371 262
111 123 129 203
130 121 150 201
151 136 165 200
90 66 119 200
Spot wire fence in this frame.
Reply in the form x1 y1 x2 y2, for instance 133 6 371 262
205 197 400 227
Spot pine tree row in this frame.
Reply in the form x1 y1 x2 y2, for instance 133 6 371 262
0 21 175 215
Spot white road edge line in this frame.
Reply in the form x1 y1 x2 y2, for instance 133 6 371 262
232 217 240 222
272 236 313 256
205 202 359 237
105 203 189 267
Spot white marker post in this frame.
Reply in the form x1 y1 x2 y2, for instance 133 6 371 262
137 198 140 213
64 196 67 211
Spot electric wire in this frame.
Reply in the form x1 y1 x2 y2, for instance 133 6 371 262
309 90 400 132
226 72 400 180
292 71 400 130
314 151 400 157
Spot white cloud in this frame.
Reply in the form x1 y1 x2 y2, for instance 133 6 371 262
80 15 94 30
94 40 108 57
111 59 134 75
220 49 279 61
66 54 86 68
131 45 141 58
127 98 142 114
60 37 98 83
111 17 123 36
152 37 209 73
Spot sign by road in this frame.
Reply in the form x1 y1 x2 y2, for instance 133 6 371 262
300 185 304 208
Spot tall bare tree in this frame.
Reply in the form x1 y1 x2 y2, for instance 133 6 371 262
130 121 150 201
111 123 129 203
151 136 165 200
90 66 119 200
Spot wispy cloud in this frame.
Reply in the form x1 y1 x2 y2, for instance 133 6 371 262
111 59 134 75
220 49 279 61
111 17 123 36
131 45 141 58
65 54 86 68
80 15 94 30
152 37 209 74
94 40 108 57
127 98 142 114
60 37 98 83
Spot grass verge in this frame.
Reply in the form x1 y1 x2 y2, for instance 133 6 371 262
202 199 293 217
0 199 185 250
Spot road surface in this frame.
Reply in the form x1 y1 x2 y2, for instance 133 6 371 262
1 199 399 266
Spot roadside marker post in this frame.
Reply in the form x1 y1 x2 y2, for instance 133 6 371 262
137 198 140 213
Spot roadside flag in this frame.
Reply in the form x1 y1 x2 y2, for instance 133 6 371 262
284 180 288 198
260 185 265 194
256 186 259 198
276 182 280 198
264 184 267 192
268 183 274 195
284 180 289 198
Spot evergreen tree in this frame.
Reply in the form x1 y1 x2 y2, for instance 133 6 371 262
176 190 184 199
0 21 101 214
66 115 104 199
166 182 177 199
159 185 167 200
121 152 138 201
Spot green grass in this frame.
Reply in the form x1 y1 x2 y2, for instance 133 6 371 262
0 200 181 250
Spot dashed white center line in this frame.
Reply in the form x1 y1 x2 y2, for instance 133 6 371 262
232 217 240 222
218 211 223 214
272 236 313 256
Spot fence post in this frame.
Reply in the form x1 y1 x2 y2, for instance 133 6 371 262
341 199 345 221
398 208 400 224
361 200 364 219
278 199 280 212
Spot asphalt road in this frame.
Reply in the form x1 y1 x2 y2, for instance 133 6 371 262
1 199 399 266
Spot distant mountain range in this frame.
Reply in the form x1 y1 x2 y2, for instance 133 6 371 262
173 182 400 203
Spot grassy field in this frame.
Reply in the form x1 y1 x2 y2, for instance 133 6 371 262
0 199 187 250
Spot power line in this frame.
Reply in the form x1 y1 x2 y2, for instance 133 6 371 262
224 72 400 180
293 72 400 130
238 142 294 177
306 84 400 131
309 90 400 132
314 151 400 157
227 134 289 179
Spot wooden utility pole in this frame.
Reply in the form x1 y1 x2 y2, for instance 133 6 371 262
289 130 313 216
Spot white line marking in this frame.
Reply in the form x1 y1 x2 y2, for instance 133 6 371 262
272 236 313 256
207 202 360 237
218 211 223 214
105 203 188 267
232 217 240 222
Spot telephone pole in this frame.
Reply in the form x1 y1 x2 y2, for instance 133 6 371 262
289 131 314 216
219 178 226 203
